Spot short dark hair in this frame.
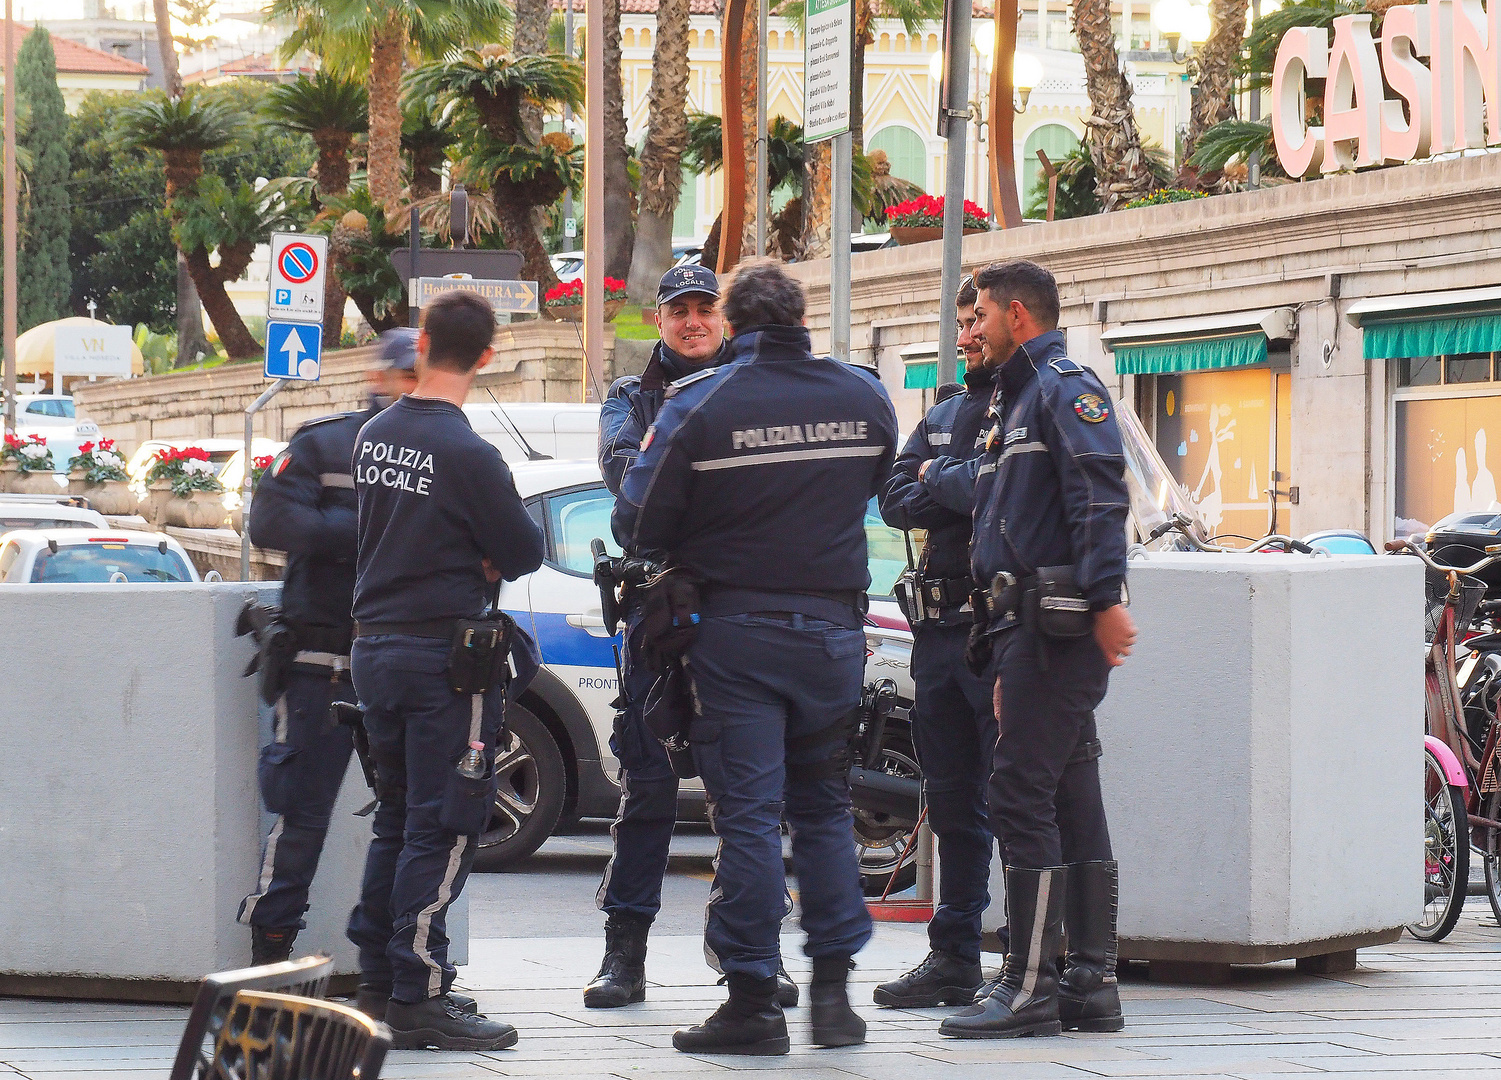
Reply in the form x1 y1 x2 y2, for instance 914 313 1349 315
720 257 805 329
973 260 1060 329
421 291 496 373
957 274 978 310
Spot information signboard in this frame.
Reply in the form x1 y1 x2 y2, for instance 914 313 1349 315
804 0 854 143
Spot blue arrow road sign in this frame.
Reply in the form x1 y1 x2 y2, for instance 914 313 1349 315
264 320 323 381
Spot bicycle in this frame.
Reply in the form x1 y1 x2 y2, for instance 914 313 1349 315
1388 539 1501 941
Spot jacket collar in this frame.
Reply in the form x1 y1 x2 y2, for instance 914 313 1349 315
999 329 1066 398
963 362 998 394
726 324 814 363
639 339 724 391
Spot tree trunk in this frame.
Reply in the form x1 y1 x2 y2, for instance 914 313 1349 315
367 19 406 209
313 132 352 346
494 183 561 295
737 5 759 258
602 0 635 278
1180 0 1249 171
513 0 551 141
175 254 208 366
182 246 259 359
1072 0 1156 210
150 0 181 96
700 210 723 271
626 0 692 304
802 141 832 259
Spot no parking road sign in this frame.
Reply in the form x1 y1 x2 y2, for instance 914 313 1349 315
265 320 323 381
267 232 328 324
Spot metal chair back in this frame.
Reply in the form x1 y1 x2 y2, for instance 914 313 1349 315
168 955 334 1080
209 990 390 1080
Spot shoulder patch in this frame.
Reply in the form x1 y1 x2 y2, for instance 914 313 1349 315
664 366 719 399
1048 357 1084 376
270 448 294 477
1073 393 1110 424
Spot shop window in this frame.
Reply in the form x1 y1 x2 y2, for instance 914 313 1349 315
1153 367 1292 542
1393 351 1501 534
867 125 927 188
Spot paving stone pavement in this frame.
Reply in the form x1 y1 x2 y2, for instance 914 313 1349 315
3 909 1500 1080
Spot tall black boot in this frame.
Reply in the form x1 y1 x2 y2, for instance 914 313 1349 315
940 867 1067 1039
584 914 650 1008
811 956 865 1047
250 926 297 966
673 973 789 1056
1059 860 1124 1032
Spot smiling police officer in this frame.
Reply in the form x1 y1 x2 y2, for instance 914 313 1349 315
237 330 418 966
615 259 898 1055
346 291 545 1052
940 260 1135 1041
875 274 1004 1009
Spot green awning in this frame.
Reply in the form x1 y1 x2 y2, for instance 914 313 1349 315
904 355 968 389
1113 332 1268 375
1362 312 1501 360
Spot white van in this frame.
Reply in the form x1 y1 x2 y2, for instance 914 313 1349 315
462 402 601 464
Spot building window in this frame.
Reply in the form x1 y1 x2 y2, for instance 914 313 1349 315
867 124 927 188
1022 124 1081 201
1152 367 1292 541
1393 351 1501 534
673 168 698 237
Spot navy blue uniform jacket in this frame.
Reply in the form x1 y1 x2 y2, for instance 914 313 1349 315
970 330 1128 614
352 396 544 622
613 325 899 592
249 407 373 627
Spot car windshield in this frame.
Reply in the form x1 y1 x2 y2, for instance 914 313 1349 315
0 517 88 530
30 543 191 583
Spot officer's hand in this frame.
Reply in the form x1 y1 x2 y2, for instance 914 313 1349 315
482 557 502 584
1093 604 1137 667
918 458 935 482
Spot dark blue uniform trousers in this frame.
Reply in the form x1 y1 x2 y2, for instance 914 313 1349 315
910 622 999 963
239 670 356 930
347 635 506 1004
689 613 874 980
597 614 680 922
989 629 1113 870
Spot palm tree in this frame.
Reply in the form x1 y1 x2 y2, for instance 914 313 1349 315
602 0 635 278
117 90 265 358
684 112 804 266
1072 0 1157 209
408 49 585 290
402 95 458 199
263 72 368 198
1181 0 1250 171
624 0 692 303
269 0 512 208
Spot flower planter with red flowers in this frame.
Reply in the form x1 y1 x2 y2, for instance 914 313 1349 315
542 277 629 322
146 446 226 528
1 434 56 494
887 196 991 245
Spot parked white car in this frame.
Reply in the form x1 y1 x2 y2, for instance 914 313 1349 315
0 496 108 533
463 402 602 464
0 528 199 583
8 394 101 472
481 459 918 891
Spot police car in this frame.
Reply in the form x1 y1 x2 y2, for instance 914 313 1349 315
487 458 920 892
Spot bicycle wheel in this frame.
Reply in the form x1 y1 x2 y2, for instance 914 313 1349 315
1410 747 1469 942
1482 785 1501 926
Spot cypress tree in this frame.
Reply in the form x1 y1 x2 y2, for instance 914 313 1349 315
17 28 71 331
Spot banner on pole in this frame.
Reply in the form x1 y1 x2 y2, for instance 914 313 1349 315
804 0 853 143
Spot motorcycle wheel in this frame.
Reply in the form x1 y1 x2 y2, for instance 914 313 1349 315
854 740 921 897
1409 746 1469 942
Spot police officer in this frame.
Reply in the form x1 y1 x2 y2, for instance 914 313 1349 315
237 330 419 965
940 260 1135 1040
615 259 899 1055
588 266 801 1010
346 291 545 1051
875 275 1004 1008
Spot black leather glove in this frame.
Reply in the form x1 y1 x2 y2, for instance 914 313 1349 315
965 620 995 677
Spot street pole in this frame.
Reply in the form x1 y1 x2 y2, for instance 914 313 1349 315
830 130 852 360
755 0 768 256
1247 0 1262 189
936 0 970 387
2 1 15 434
241 381 286 581
408 206 420 327
583 0 606 401
563 0 575 230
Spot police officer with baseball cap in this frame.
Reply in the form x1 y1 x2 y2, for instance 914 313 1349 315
237 328 419 965
940 260 1134 1040
615 259 899 1055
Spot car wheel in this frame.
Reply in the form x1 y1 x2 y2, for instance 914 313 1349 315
472 704 567 872
854 739 922 897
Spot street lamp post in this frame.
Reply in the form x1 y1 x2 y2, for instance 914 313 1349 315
2 0 14 438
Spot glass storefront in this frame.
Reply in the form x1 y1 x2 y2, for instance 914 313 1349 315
1152 367 1292 542
1392 353 1501 535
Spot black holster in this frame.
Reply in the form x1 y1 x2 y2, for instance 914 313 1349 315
637 567 704 671
236 599 298 706
330 700 382 807
1025 566 1093 639
448 613 516 696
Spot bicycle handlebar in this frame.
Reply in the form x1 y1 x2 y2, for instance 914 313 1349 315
1147 513 1316 555
1385 537 1501 577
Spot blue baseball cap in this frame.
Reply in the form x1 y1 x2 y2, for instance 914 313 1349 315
657 264 719 306
379 328 418 371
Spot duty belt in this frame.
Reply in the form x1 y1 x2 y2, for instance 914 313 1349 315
353 618 460 640
917 574 974 610
702 587 868 629
975 571 1026 625
288 622 353 679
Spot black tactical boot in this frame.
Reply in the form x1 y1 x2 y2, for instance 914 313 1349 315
356 984 477 1020
810 956 866 1048
250 926 297 966
672 973 789 1056
1059 860 1124 1032
940 867 1068 1039
583 915 650 1008
873 949 983 1008
385 996 518 1051
776 964 800 1008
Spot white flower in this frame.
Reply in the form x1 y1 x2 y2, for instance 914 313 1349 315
96 451 123 468
184 458 215 476
20 444 46 460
